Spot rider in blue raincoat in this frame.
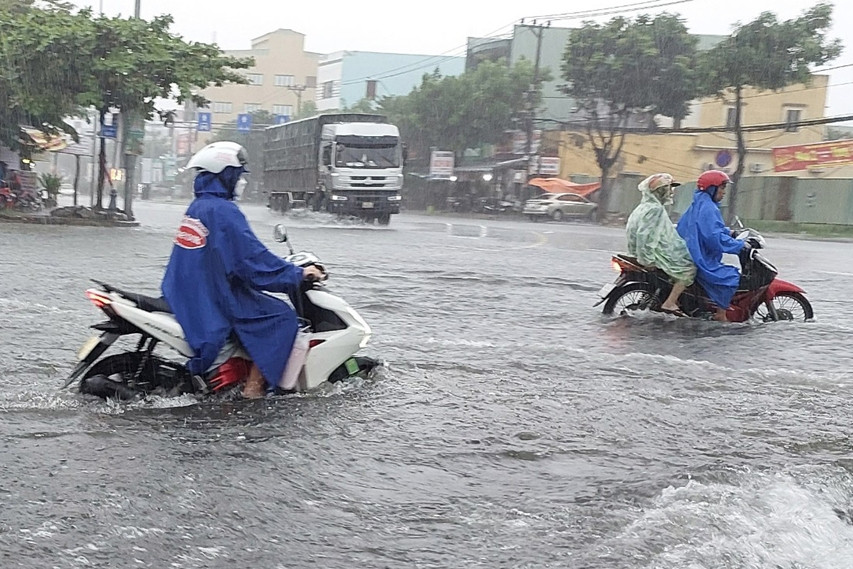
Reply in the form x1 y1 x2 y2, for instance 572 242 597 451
676 170 753 322
161 142 324 397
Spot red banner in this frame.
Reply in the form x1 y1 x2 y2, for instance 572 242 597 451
772 139 853 172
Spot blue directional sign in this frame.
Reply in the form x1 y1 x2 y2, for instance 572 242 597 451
100 124 117 139
275 114 291 125
237 113 252 133
197 112 212 132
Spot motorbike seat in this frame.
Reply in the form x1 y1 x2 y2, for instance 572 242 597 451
94 281 172 313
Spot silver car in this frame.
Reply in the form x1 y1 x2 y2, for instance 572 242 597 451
522 192 598 222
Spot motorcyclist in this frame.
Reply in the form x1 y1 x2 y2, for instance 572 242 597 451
626 173 696 316
675 170 754 322
161 141 324 398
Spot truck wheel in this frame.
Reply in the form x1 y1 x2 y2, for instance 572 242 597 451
378 213 391 225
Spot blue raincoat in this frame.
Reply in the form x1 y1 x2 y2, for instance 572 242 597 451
676 190 745 309
161 173 304 389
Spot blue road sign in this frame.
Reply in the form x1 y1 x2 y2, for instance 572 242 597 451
100 124 117 139
197 112 212 132
275 114 291 125
237 113 252 133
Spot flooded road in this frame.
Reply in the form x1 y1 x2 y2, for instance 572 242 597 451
2 202 853 568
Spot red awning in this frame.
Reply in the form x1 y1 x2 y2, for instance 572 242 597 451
528 177 601 197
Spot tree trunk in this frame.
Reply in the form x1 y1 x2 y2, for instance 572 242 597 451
95 108 107 210
729 86 747 225
73 154 80 207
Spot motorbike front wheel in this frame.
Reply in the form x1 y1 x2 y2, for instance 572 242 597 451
602 282 660 316
755 291 814 322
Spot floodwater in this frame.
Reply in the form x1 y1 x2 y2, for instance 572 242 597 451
2 201 853 568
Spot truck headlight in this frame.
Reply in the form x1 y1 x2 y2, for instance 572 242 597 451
330 194 348 201
387 195 402 201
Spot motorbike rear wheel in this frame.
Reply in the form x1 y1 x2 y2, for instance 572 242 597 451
603 282 660 316
755 291 813 322
80 352 190 399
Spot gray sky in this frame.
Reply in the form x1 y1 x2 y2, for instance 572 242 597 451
70 0 853 119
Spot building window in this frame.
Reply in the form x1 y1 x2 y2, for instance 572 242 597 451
322 81 334 99
245 103 261 113
273 104 293 116
246 73 263 86
784 108 802 132
725 106 738 129
274 74 294 87
212 101 232 114
305 76 317 88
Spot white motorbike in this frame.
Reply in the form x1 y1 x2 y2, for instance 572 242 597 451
62 224 377 400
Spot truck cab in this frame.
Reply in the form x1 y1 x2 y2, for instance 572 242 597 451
319 122 403 225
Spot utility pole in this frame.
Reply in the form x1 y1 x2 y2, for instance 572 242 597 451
287 84 308 117
523 20 549 176
120 0 142 219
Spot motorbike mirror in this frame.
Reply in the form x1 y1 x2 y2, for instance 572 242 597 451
273 224 288 243
734 216 745 230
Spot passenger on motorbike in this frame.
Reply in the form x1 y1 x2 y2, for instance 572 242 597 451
676 170 755 322
161 141 324 398
626 173 696 316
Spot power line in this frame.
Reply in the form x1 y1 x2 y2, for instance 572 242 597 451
527 0 695 22
338 0 697 89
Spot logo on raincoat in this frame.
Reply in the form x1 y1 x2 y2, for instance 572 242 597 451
174 216 209 249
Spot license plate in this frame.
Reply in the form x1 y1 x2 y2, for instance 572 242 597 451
362 202 374 208
597 283 616 298
77 336 100 361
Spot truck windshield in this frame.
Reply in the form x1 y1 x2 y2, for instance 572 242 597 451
335 140 400 169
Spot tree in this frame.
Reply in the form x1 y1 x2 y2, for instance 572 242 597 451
561 13 698 213
378 60 540 161
697 4 842 222
293 100 317 121
0 3 93 159
344 98 378 113
77 13 252 212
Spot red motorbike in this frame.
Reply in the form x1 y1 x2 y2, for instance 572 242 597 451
595 227 813 322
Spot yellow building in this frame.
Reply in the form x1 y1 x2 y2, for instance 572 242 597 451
197 29 319 132
551 75 832 183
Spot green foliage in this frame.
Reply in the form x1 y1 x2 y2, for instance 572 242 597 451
344 98 378 113
697 3 842 221
79 13 252 118
0 4 93 152
562 13 697 120
698 4 841 97
294 100 317 121
378 60 541 159
561 13 698 212
38 172 63 197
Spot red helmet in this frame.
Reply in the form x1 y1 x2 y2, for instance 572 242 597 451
697 170 731 192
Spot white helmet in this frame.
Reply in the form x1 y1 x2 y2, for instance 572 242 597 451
186 141 249 174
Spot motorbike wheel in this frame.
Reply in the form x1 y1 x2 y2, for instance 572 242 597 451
602 282 659 316
755 292 813 322
79 352 188 399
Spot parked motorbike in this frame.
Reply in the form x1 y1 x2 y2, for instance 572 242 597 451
0 185 42 212
62 224 377 400
595 224 813 322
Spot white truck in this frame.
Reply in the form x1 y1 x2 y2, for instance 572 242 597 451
264 113 404 225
